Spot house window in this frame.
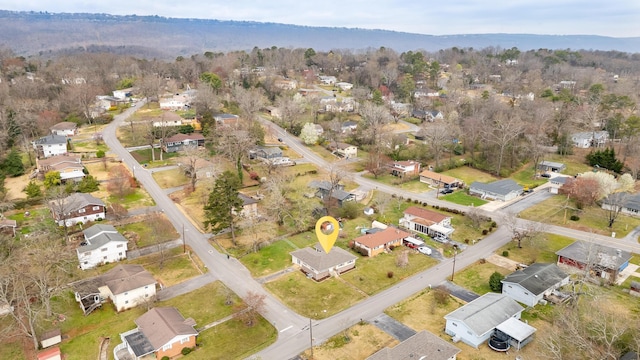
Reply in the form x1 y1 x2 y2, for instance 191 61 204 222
180 337 190 344
117 244 124 248
524 292 529 295
125 300 129 304
103 256 107 260
92 206 100 210
118 252 123 256
102 248 108 252
163 343 172 351
124 292 128 296
84 252 91 256
452 323 457 327
78 208 86 213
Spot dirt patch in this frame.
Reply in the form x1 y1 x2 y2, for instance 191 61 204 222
302 323 398 360
4 173 29 201
485 253 520 271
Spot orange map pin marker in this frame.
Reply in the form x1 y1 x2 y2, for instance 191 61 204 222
316 216 340 254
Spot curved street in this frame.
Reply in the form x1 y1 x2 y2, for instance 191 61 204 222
104 105 640 360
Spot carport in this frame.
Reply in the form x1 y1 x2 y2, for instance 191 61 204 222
490 317 536 351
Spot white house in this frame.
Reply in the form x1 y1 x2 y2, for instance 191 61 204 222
33 134 68 158
98 264 157 312
333 142 357 158
49 193 106 227
399 206 454 238
501 263 570 307
49 122 78 136
290 244 357 281
444 293 533 349
469 179 523 201
159 93 192 110
77 224 129 270
318 75 337 85
113 87 134 100
37 154 85 182
335 82 353 90
601 192 640 217
571 131 609 148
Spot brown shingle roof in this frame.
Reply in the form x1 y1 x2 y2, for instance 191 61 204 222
135 307 198 350
419 170 460 184
290 244 357 272
403 206 449 225
367 330 460 360
354 227 410 248
37 154 81 168
50 121 77 131
101 264 156 294
165 133 205 143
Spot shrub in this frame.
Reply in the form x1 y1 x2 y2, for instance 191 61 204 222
162 357 170 360
489 271 504 292
181 347 192 355
502 250 509 257
570 215 580 221
482 229 488 235
432 286 450 305
387 271 394 278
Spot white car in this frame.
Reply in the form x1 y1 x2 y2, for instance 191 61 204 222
417 246 432 255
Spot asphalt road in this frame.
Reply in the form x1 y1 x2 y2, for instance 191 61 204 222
103 107 640 360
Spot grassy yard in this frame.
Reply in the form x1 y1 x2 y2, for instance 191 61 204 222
131 249 204 287
191 317 276 360
341 250 438 295
440 190 487 206
240 240 298 277
130 148 179 167
452 261 512 294
497 234 576 265
106 188 156 210
265 271 366 319
301 323 397 360
442 166 498 185
70 140 109 153
0 340 26 360
519 195 640 237
117 214 179 248
151 167 189 189
362 173 427 192
510 164 549 188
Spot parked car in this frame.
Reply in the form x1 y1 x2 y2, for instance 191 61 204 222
417 246 432 255
432 235 449 243
540 173 551 178
440 188 454 194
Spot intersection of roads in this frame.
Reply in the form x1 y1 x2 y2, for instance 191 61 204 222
103 101 640 359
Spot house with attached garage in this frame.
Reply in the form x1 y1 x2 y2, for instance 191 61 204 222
469 179 523 201
399 206 454 238
36 154 85 182
601 192 640 217
537 161 566 173
501 263 570 307
249 146 283 160
49 121 78 136
353 227 411 257
556 241 631 283
419 170 463 189
49 193 106 226
114 307 198 360
77 224 129 270
367 330 460 360
291 244 357 281
571 130 609 148
74 264 157 314
33 134 68 159
444 293 535 350
388 160 421 178
331 142 358 158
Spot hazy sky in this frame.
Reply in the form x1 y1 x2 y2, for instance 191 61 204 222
2 1 639 37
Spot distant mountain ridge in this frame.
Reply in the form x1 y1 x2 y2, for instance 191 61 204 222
1 10 639 59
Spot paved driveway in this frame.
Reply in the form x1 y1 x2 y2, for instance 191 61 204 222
371 314 416 341
439 281 480 303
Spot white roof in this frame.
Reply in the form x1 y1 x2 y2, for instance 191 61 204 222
430 223 453 235
404 237 425 246
495 317 536 342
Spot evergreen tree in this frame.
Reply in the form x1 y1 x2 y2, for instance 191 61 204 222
3 149 25 177
23 180 42 199
489 271 504 292
203 171 243 245
77 175 100 193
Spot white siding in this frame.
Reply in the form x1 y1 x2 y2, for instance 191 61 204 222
502 283 539 307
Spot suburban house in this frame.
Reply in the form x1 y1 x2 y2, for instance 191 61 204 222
159 91 195 110
77 224 128 270
571 130 609 148
213 113 240 126
411 109 443 122
601 192 640 217
399 206 454 238
469 179 523 201
353 227 411 257
114 307 198 360
388 160 421 177
33 134 68 158
151 111 185 127
113 87 134 100
238 194 259 218
74 264 157 314
367 330 460 360
161 133 205 153
49 193 106 226
274 78 298 90
308 180 355 207
321 96 355 112
335 81 353 90
249 146 283 160
290 244 357 281
36 154 85 182
537 161 566 173
556 241 632 282
264 106 282 119
444 293 535 350
501 263 570 307
49 121 78 136
0 219 17 236
419 170 463 189
318 75 337 85
548 176 569 194
341 120 358 133
314 124 324 136
331 142 358 158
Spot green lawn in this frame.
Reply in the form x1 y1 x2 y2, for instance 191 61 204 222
106 188 156 210
130 148 179 167
440 191 487 206
240 240 298 277
70 140 109 153
133 250 204 287
191 317 277 360
117 215 179 248
151 168 189 188
0 340 26 360
452 261 512 294
265 271 366 319
362 173 427 192
519 195 640 237
497 234 576 264
441 166 498 185
510 164 548 188
341 250 438 295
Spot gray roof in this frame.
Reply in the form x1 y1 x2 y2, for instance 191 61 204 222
50 193 105 214
291 244 356 272
539 161 565 169
255 146 282 155
135 307 198 351
101 264 156 294
239 193 258 206
502 263 568 295
556 241 632 271
470 179 523 196
83 224 117 240
444 293 524 337
125 330 154 357
366 330 460 360
603 192 640 211
50 121 77 131
572 130 609 141
495 317 536 342
34 134 67 145
77 232 127 252
551 176 569 185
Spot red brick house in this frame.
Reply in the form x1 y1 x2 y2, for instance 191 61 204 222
388 160 421 177
49 193 106 226
399 206 454 238
353 227 411 257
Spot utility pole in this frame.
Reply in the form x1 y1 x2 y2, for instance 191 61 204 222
309 317 314 359
182 223 186 253
450 245 459 281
